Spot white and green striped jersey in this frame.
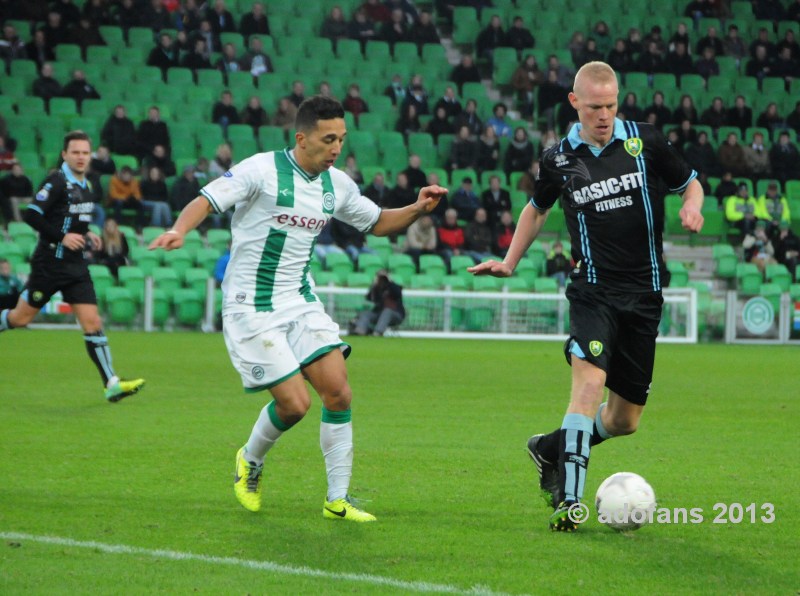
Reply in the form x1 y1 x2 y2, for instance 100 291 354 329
201 149 381 313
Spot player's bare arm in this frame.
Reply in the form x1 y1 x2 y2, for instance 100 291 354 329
149 196 214 250
679 179 705 233
468 202 549 277
371 184 448 236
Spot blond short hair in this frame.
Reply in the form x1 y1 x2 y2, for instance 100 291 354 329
573 61 617 93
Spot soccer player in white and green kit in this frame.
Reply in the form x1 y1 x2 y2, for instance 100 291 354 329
150 96 447 522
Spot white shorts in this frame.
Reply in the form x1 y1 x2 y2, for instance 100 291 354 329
222 301 350 393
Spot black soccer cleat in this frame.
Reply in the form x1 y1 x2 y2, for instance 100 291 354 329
527 434 559 509
549 500 588 532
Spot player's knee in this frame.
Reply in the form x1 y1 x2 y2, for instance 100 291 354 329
608 415 639 436
321 383 352 411
280 395 312 423
614 420 638 436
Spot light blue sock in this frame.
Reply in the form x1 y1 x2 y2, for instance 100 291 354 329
560 413 593 503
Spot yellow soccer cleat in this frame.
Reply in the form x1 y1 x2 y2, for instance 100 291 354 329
234 447 263 512
105 378 145 402
323 497 376 522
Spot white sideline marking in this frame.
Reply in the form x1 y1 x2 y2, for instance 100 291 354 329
0 532 518 595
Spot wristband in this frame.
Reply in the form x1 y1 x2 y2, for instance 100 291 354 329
165 230 180 235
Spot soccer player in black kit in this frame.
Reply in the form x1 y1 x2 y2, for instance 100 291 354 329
0 131 145 402
470 62 704 531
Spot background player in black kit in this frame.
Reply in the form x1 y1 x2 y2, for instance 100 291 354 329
469 62 704 531
0 131 145 402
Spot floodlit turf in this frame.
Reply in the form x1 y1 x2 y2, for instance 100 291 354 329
1 330 797 594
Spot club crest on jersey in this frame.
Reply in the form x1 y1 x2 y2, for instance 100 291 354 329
322 192 335 214
624 137 643 157
589 340 603 356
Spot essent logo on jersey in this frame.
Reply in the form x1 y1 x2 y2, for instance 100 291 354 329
571 172 644 205
274 213 329 231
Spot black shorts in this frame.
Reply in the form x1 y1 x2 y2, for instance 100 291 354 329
563 281 663 406
24 253 97 308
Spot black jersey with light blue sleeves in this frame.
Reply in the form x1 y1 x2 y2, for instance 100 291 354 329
532 119 696 292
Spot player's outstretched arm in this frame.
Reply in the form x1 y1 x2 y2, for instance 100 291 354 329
468 202 549 277
679 179 704 233
371 184 448 236
148 196 214 251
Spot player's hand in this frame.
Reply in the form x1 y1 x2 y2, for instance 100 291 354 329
62 232 86 251
467 259 513 277
148 230 184 251
680 205 704 233
415 185 448 214
86 231 102 251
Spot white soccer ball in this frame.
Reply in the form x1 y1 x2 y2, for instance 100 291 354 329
595 472 657 531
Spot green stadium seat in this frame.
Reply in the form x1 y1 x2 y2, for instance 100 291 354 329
357 253 384 278
128 245 161 276
183 267 211 298
666 261 689 287
325 252 354 283
761 77 786 96
206 228 232 253
418 254 447 282
140 226 165 246
117 266 145 303
87 264 115 309
759 282 782 312
365 40 391 63
6 221 39 255
116 46 148 65
712 245 737 279
0 76 27 98
166 67 194 86
55 43 83 63
736 262 761 295
364 235 391 263
336 38 363 61
147 288 171 326
99 25 125 48
765 263 792 292
452 6 480 46
387 253 416 279
163 249 195 278
449 255 475 279
220 31 245 51
346 272 372 288
172 288 205 327
151 266 181 295
472 275 502 292
86 45 113 65
194 247 222 275
257 126 286 152
128 27 156 47
105 287 138 324
48 97 79 124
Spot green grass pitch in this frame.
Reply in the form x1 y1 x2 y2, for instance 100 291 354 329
1 331 797 594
